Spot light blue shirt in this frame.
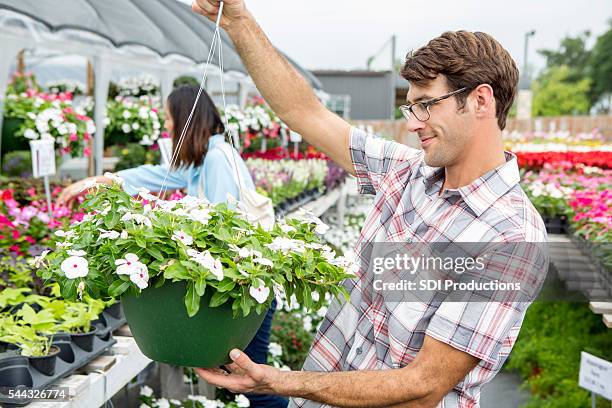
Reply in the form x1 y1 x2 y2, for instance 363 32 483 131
117 134 255 203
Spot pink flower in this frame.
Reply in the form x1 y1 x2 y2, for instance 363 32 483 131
69 134 78 142
83 147 91 157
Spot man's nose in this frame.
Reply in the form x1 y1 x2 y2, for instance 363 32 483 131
405 114 426 133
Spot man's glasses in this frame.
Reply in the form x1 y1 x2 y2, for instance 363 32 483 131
399 87 468 122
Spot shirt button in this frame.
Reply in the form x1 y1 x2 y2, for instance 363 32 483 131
355 347 362 355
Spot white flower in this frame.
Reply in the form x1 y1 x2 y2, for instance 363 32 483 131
187 249 224 280
55 230 74 238
138 187 158 202
31 250 50 268
249 279 270 304
140 385 153 397
266 237 305 254
67 249 86 257
99 229 120 240
279 224 296 233
56 241 73 248
122 110 132 119
24 129 38 140
269 342 283 357
121 212 152 228
61 256 89 279
86 121 96 134
253 257 273 267
115 253 145 275
104 172 125 186
172 231 193 246
132 122 140 130
129 267 149 289
155 398 170 408
121 123 131 133
235 394 250 407
189 209 211 224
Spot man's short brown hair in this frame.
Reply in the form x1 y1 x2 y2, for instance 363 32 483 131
401 31 519 130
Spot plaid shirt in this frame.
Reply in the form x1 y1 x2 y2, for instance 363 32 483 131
290 128 547 408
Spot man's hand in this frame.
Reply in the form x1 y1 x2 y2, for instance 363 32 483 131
195 349 280 394
192 0 247 29
190 0 354 174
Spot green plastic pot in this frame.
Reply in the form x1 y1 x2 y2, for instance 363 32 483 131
121 281 267 368
1 117 28 156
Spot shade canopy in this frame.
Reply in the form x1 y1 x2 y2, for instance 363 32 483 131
0 0 322 89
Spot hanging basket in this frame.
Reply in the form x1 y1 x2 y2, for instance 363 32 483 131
121 281 267 368
1 117 28 156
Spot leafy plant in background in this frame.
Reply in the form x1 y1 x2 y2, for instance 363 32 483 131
110 143 161 171
105 97 164 146
38 179 356 318
4 75 95 158
221 97 286 152
1 151 32 178
46 80 85 96
507 302 612 408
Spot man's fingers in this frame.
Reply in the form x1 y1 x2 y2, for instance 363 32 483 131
194 368 248 392
229 349 257 373
192 0 218 17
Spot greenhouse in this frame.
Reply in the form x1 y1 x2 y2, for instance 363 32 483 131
0 0 610 407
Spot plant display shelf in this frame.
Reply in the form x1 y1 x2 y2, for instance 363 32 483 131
548 233 612 328
286 183 346 219
24 335 151 407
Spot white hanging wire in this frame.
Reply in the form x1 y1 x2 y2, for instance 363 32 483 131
215 28 244 189
157 1 226 199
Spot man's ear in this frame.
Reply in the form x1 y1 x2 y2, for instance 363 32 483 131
472 84 495 119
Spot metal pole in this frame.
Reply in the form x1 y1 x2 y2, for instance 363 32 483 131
391 34 397 71
43 175 53 220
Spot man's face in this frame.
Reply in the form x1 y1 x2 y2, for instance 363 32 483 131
404 76 473 168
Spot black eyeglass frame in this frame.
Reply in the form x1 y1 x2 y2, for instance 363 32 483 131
399 87 469 122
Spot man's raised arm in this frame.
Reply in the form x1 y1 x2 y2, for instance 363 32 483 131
192 0 353 173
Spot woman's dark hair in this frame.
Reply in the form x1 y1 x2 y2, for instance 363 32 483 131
167 85 225 169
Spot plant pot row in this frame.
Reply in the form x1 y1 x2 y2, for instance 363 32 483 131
0 327 115 407
274 188 323 218
0 303 125 407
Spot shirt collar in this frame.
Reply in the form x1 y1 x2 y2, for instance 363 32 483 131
419 151 521 217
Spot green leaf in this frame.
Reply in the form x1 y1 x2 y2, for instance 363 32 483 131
135 235 147 249
195 277 206 297
184 282 200 317
61 279 78 299
164 262 190 280
108 279 131 297
146 246 165 261
209 291 231 308
216 280 236 293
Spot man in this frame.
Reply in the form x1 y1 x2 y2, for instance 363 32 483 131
191 1 548 407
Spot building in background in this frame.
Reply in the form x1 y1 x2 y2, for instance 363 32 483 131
312 70 395 120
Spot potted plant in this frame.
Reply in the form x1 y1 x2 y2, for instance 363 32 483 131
38 177 356 367
56 300 105 352
1 307 60 376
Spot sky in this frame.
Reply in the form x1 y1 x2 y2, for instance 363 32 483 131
181 0 611 74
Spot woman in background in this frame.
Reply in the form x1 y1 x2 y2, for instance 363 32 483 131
58 85 287 408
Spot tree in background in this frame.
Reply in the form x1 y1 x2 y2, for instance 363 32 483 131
532 65 591 116
533 22 612 116
588 19 612 113
538 31 592 82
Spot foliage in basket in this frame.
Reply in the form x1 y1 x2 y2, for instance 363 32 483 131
4 76 95 158
38 177 356 318
105 97 164 146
